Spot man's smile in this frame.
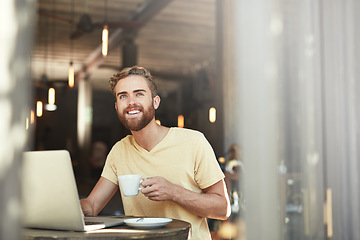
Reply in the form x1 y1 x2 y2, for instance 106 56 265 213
127 109 141 115
124 106 143 118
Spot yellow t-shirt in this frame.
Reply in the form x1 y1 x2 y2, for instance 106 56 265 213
101 127 225 240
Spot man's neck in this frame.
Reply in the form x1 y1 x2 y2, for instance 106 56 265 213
131 120 169 152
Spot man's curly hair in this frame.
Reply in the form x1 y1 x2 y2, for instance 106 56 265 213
109 66 158 98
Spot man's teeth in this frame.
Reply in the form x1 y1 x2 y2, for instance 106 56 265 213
128 110 140 115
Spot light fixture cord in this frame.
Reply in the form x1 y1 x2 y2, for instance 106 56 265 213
105 0 108 23
43 11 49 76
70 0 74 62
50 0 56 79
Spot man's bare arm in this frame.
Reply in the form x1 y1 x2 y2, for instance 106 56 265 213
80 177 118 216
141 177 230 220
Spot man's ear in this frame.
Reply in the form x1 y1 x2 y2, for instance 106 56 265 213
115 102 118 111
153 95 161 110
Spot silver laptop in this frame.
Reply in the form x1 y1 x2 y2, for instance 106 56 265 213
22 150 124 231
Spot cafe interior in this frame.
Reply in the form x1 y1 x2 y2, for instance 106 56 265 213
1 0 360 239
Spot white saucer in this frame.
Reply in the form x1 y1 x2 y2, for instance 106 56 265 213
124 218 172 228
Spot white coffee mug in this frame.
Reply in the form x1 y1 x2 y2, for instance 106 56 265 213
118 174 143 197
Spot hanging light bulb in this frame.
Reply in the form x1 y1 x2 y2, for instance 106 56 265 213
178 115 184 128
48 87 55 105
69 0 75 88
218 157 226 164
102 25 108 56
209 107 216 123
30 110 35 124
36 101 43 117
68 61 74 88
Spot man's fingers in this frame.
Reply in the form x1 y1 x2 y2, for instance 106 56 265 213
141 177 156 187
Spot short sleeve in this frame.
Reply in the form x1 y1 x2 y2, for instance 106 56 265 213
194 134 225 189
101 150 119 185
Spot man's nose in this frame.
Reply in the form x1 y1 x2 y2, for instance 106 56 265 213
127 95 137 105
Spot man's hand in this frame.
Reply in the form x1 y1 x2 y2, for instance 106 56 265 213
80 198 93 217
79 177 118 217
140 176 177 201
140 176 230 220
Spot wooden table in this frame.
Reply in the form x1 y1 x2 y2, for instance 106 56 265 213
23 218 191 240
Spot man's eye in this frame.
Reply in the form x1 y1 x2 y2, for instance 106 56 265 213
136 92 144 97
119 95 126 99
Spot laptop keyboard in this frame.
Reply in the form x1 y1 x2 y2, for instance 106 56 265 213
85 221 104 225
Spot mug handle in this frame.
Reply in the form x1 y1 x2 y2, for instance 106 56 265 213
139 179 143 190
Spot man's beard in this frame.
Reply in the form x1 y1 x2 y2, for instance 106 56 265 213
118 104 155 131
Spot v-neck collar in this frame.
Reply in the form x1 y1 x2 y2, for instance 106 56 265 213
131 127 173 153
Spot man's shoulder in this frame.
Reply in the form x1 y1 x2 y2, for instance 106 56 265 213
170 127 206 142
171 127 204 137
111 135 134 149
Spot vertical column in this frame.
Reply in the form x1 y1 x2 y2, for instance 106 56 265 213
234 0 281 239
77 77 93 182
0 0 35 239
322 0 360 239
295 1 325 238
218 0 240 150
212 0 225 157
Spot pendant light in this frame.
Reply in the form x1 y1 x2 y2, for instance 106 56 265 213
37 2 49 118
68 61 74 87
45 0 57 112
102 25 108 56
48 87 55 105
209 107 216 123
36 101 43 117
178 115 184 128
102 0 108 57
68 0 75 87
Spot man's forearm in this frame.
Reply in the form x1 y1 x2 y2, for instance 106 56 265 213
141 177 230 220
171 186 230 220
80 177 118 216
